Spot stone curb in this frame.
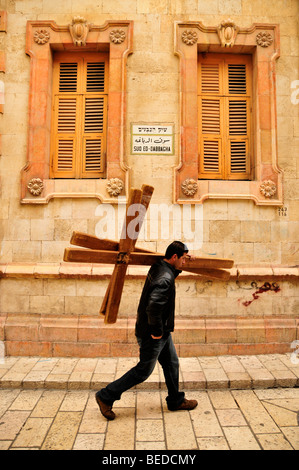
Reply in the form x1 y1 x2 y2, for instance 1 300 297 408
0 354 298 391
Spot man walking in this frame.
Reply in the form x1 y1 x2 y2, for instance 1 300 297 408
95 241 198 420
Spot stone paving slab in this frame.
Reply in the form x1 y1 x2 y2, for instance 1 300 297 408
0 387 298 450
0 354 298 391
0 353 298 450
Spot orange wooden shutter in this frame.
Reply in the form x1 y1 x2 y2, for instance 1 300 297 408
50 52 108 179
198 54 252 180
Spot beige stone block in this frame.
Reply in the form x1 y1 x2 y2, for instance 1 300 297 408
72 199 100 220
232 390 280 434
0 241 12 262
136 0 168 14
190 391 223 438
41 0 72 13
253 243 281 264
281 243 299 264
73 433 105 450
41 411 82 450
257 433 294 450
216 409 247 427
0 200 9 219
241 221 271 243
30 295 65 315
0 293 30 314
79 402 107 433
44 279 76 297
223 426 260 450
94 357 118 375
178 296 217 316
64 296 100 316
219 0 242 14
44 199 73 220
0 410 31 440
41 241 67 262
282 427 299 450
223 242 254 264
284 179 299 200
203 200 228 220
136 441 166 450
104 408 135 450
60 391 89 411
208 390 239 409
164 411 197 450
12 241 41 262
102 0 136 13
0 279 43 296
31 219 54 241
9 390 43 411
6 219 30 240
77 279 109 297
209 221 241 243
8 198 44 220
197 436 229 450
54 219 87 242
22 370 51 389
129 51 178 75
137 391 163 419
44 374 69 389
136 419 164 442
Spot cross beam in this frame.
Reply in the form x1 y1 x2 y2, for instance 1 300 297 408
63 185 234 324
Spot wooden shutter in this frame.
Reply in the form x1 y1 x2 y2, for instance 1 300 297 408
198 54 252 180
50 52 108 179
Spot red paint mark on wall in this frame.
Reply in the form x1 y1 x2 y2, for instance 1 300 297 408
242 282 281 307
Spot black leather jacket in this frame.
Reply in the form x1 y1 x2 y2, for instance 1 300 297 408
135 260 181 338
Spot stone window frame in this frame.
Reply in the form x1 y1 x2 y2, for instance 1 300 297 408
174 21 283 206
21 19 133 204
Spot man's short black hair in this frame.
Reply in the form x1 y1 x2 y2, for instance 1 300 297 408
165 241 189 260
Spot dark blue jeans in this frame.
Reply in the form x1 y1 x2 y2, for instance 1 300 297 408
97 333 185 410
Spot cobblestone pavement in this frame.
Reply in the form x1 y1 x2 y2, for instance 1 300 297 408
0 354 298 451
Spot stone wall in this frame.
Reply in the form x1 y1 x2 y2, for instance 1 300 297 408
0 0 298 356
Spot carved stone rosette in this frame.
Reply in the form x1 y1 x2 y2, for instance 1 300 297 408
260 180 277 198
110 29 126 44
256 31 273 47
34 29 50 45
106 178 124 197
181 178 198 197
217 19 239 47
27 178 44 196
69 16 89 46
181 30 198 45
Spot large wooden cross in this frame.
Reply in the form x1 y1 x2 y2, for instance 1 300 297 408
63 185 234 324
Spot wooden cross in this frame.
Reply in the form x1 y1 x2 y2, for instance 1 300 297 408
63 185 234 324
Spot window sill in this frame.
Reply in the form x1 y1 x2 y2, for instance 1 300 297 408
21 177 128 204
176 178 283 206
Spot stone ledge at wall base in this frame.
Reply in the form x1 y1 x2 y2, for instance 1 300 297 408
1 262 299 280
0 262 298 358
0 314 298 358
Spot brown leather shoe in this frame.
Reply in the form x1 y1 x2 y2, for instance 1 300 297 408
169 398 198 411
95 393 116 420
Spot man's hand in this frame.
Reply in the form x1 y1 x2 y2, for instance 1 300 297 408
151 335 162 339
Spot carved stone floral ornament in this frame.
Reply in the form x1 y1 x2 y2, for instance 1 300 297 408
181 30 198 46
27 178 44 196
34 29 50 45
106 178 124 197
69 16 89 46
181 178 198 197
260 180 277 198
256 31 273 48
217 19 239 48
110 29 126 44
